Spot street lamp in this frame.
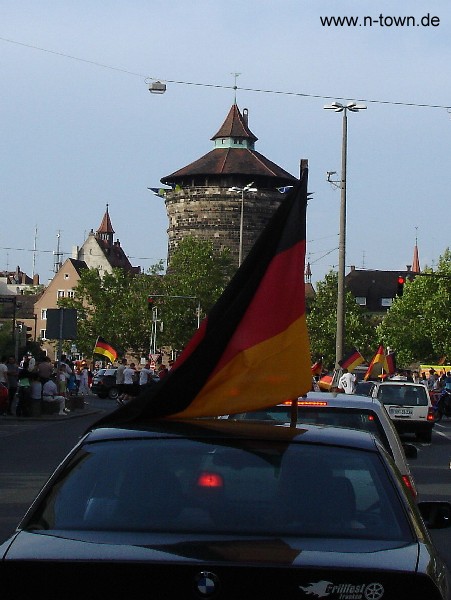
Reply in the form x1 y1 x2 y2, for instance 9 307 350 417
228 182 257 266
324 101 366 367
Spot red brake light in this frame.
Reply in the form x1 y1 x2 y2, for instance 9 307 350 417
197 472 224 488
427 408 435 422
282 400 328 407
368 415 375 421
402 475 417 499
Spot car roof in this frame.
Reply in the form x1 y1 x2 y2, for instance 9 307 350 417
375 381 421 387
86 418 379 452
303 390 384 410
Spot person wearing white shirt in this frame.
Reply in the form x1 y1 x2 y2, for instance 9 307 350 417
338 369 356 394
42 378 67 415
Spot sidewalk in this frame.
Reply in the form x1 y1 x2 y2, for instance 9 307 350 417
1 394 107 422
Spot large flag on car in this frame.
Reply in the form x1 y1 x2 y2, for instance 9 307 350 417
92 171 311 425
338 347 365 372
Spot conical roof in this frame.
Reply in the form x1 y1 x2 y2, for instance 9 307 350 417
161 104 297 187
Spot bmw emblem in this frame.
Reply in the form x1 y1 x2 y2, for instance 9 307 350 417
194 571 220 597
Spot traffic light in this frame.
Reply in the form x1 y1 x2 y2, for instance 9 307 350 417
147 296 155 311
26 326 33 341
397 275 406 296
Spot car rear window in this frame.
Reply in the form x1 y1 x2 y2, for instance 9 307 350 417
228 407 391 454
25 438 413 542
377 385 428 407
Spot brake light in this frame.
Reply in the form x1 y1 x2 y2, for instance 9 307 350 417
282 400 328 407
368 415 375 421
402 475 417 499
197 472 224 488
427 408 435 422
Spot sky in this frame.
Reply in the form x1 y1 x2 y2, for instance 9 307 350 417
1 1 451 287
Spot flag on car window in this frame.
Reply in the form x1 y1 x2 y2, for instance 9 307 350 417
92 170 311 424
338 347 365 372
93 337 118 363
364 345 386 380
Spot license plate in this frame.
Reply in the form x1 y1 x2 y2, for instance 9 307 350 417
389 407 413 417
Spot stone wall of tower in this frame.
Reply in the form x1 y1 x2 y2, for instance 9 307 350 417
164 186 285 266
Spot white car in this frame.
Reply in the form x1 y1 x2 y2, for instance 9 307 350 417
219 391 418 500
371 381 435 443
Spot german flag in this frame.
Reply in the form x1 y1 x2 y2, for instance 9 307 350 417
311 360 323 376
93 336 118 363
338 348 365 372
93 171 311 425
385 352 396 376
364 345 386 380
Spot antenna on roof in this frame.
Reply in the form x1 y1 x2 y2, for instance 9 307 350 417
231 72 241 103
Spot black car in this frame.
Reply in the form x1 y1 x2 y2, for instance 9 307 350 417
90 367 118 400
1 419 450 599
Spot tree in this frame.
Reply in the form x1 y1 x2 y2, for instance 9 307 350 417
307 270 374 370
58 237 234 361
156 237 235 350
377 249 451 366
60 263 165 361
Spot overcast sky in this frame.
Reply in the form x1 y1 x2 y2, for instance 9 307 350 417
1 1 450 287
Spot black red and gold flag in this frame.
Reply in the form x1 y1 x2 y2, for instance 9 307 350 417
93 171 311 425
93 337 118 363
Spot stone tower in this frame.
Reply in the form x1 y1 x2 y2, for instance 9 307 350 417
160 104 301 266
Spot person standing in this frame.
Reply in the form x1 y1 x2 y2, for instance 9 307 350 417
6 356 19 415
116 358 127 396
139 362 154 388
78 364 91 396
0 357 9 389
123 362 137 395
36 356 54 384
338 369 356 394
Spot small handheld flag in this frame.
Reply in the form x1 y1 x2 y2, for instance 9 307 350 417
93 337 118 363
338 348 365 373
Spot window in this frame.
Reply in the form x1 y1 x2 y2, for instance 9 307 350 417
41 309 47 320
381 298 393 307
40 329 47 340
57 290 65 298
67 290 75 298
355 296 366 306
64 273 70 280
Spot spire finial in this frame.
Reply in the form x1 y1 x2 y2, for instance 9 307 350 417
231 72 241 103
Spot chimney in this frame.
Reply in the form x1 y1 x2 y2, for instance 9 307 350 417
33 274 40 286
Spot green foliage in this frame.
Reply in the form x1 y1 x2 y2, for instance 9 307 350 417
58 238 233 360
307 270 374 370
157 237 235 350
378 248 451 366
59 265 165 360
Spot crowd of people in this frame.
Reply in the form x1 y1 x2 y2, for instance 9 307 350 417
0 353 93 417
335 366 451 395
0 352 174 417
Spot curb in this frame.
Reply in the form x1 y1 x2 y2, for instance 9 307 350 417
0 409 103 422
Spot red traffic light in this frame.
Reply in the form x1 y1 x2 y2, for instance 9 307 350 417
397 276 405 285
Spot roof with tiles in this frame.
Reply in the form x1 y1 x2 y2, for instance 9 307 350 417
161 103 297 185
